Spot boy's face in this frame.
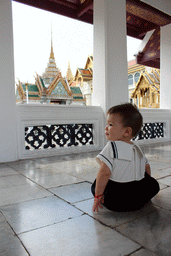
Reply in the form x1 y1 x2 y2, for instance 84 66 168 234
105 113 128 142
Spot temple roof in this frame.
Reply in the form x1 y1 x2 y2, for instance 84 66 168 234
75 68 92 80
135 27 160 68
66 61 74 82
42 32 60 84
70 86 85 100
131 68 160 98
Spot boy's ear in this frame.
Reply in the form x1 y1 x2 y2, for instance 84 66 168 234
124 127 132 138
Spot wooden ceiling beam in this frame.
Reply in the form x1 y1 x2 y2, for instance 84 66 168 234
49 0 78 10
126 0 171 26
77 0 93 18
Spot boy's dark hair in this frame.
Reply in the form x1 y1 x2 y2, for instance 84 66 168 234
107 103 143 137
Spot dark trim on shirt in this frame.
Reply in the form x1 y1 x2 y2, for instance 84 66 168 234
111 142 118 159
99 153 113 168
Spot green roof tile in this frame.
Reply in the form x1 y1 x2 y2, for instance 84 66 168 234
22 84 39 92
70 87 82 94
73 96 84 99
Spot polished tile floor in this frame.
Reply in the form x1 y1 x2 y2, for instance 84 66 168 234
1 142 171 255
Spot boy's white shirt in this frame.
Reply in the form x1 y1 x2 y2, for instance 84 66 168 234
96 141 148 182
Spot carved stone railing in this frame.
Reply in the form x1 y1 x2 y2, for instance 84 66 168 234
134 122 164 141
25 124 93 150
16 105 171 159
16 104 105 159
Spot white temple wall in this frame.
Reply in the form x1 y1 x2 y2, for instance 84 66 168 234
160 24 171 109
0 0 18 162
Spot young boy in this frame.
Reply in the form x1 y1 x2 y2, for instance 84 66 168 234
92 103 160 212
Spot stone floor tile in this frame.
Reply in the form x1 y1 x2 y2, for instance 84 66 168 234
1 196 82 234
49 182 93 203
17 165 64 178
19 215 140 256
0 183 51 207
116 209 171 256
158 181 168 190
74 198 157 228
7 159 38 170
28 173 83 188
158 175 171 186
0 220 28 256
148 160 171 171
0 167 19 176
153 168 171 179
0 174 34 189
0 212 6 223
130 248 157 256
152 187 171 210
52 160 98 174
73 171 97 183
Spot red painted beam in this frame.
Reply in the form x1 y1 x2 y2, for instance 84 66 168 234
77 0 93 18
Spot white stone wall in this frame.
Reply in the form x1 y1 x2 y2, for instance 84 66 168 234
0 0 18 162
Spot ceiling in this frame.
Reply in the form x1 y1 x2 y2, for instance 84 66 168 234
13 0 171 68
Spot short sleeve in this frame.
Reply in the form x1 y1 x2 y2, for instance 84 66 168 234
144 156 149 165
96 142 113 171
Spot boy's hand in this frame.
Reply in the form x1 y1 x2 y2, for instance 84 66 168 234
93 195 104 212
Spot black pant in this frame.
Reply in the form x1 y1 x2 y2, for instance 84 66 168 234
91 172 160 212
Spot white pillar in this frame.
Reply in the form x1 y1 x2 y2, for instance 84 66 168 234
92 0 128 113
160 24 171 109
0 0 18 162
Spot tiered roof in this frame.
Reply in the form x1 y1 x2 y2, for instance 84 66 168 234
131 68 160 98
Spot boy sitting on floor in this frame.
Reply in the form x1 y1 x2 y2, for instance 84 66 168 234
92 103 160 212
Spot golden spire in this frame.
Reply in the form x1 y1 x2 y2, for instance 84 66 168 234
66 61 74 82
50 23 54 59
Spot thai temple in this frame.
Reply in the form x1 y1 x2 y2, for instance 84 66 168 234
73 56 160 108
16 34 86 105
16 29 160 108
128 59 160 108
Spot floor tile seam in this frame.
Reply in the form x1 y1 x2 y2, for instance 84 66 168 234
10 171 60 191
157 175 171 181
46 180 91 190
156 166 171 171
113 207 159 230
5 164 32 174
48 189 93 212
17 213 85 236
113 225 151 253
127 247 157 256
0 173 21 179
70 196 94 205
0 211 30 255
80 212 143 251
159 185 170 190
152 202 171 212
47 180 92 191
126 247 145 256
0 195 53 209
114 207 171 251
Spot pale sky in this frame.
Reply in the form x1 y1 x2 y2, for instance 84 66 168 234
12 1 142 84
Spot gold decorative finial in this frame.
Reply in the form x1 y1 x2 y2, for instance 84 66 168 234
50 22 54 59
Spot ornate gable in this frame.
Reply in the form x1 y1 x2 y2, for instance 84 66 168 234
131 68 160 108
47 75 72 97
84 55 93 69
51 81 68 96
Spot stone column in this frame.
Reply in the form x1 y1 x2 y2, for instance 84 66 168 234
160 24 171 109
0 0 18 162
92 0 128 114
